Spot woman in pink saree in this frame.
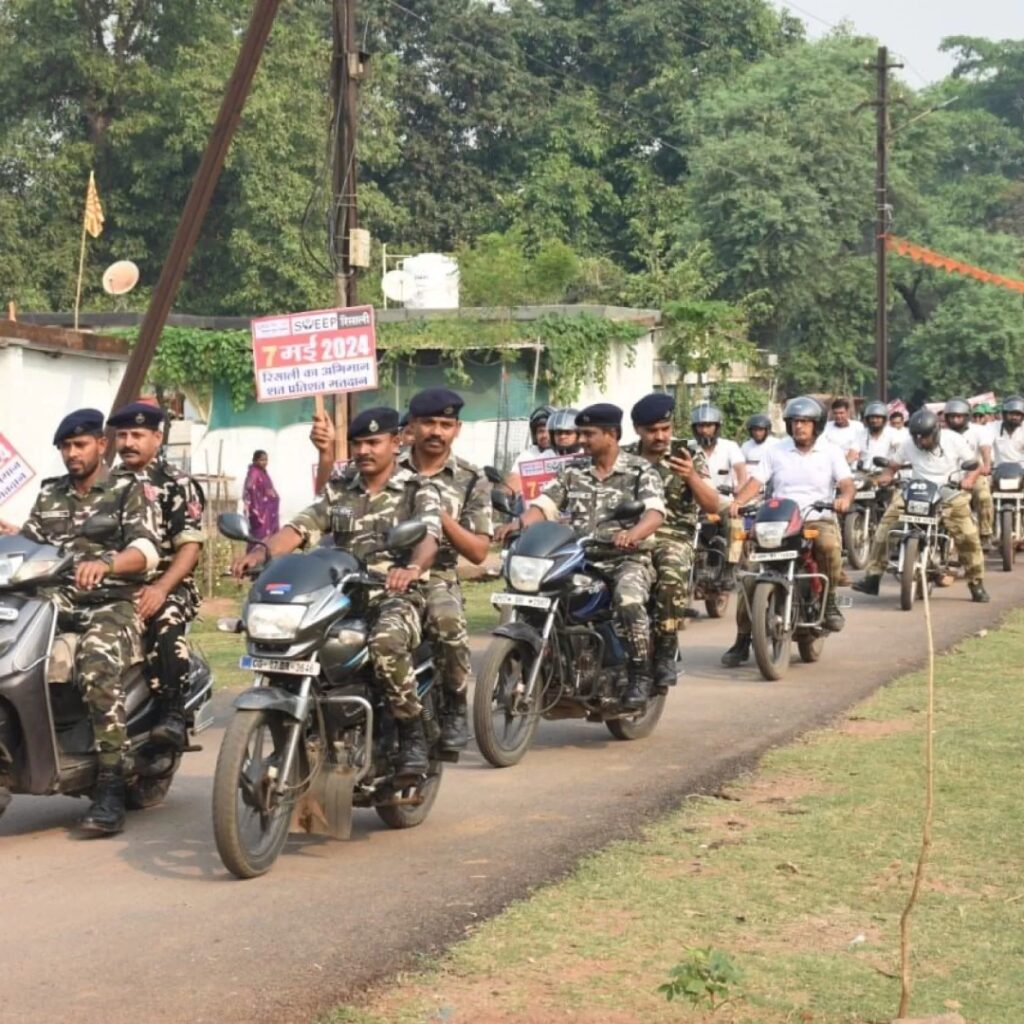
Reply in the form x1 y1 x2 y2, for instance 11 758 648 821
243 449 280 546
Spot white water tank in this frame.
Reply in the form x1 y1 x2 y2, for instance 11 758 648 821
401 253 460 309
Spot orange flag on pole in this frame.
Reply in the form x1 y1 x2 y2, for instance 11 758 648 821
83 171 104 239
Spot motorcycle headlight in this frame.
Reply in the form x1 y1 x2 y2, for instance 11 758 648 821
507 556 554 593
753 522 787 549
246 603 307 641
12 555 66 583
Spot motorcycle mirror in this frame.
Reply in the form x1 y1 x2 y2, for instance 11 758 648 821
872 456 890 468
483 465 504 485
960 459 980 472
218 512 251 542
600 499 645 524
80 514 120 541
382 520 427 551
491 488 515 517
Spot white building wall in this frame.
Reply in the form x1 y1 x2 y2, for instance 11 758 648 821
0 345 126 523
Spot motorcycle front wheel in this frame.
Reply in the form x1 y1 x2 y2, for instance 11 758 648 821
472 637 542 768
751 583 792 681
212 709 298 879
606 692 667 740
1001 508 1015 572
843 508 871 570
900 537 920 611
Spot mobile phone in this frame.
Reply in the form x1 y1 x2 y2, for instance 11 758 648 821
670 438 697 458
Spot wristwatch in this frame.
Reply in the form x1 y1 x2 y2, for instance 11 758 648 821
97 551 116 570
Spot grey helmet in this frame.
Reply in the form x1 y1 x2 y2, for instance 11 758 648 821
746 413 771 433
908 407 940 446
528 404 556 444
690 402 723 448
1002 395 1024 416
782 396 827 437
547 408 581 454
862 400 888 422
943 397 971 432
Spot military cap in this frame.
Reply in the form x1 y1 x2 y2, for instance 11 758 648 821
107 401 165 430
348 406 400 440
398 411 410 429
52 408 105 446
575 403 623 428
630 393 675 426
407 387 464 419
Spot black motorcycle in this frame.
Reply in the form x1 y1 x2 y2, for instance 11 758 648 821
213 513 446 878
0 529 213 823
991 461 1024 572
741 498 837 680
686 474 743 621
472 498 667 768
842 462 889 570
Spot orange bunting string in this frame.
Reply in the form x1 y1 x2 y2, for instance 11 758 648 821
885 234 1024 294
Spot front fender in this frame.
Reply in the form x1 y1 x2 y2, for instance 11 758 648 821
751 572 793 591
233 686 307 722
492 620 543 654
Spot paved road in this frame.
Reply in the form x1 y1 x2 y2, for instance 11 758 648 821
4 567 1022 1024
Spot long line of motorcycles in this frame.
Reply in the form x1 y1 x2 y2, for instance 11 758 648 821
0 456 1017 877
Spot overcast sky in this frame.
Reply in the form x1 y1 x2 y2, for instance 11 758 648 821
775 0 1024 84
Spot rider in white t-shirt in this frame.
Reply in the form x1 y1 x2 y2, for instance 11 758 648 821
822 397 863 465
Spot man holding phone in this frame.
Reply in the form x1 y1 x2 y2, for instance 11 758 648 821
627 394 721 690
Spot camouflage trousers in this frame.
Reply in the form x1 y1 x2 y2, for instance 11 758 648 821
867 492 983 583
423 573 471 696
143 592 195 706
597 557 656 663
973 475 994 539
651 537 694 636
368 591 425 720
51 591 141 768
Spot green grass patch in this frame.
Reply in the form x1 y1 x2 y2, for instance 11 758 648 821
191 597 248 690
462 577 503 634
323 611 1024 1024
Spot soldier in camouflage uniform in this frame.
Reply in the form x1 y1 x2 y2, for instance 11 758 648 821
626 394 722 690
503 403 666 709
234 407 442 775
109 402 205 749
20 409 161 836
399 388 493 750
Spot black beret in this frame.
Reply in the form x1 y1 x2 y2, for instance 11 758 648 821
398 411 410 429
575 403 622 429
407 387 464 419
53 408 105 446
107 401 165 431
348 406 400 441
631 393 675 426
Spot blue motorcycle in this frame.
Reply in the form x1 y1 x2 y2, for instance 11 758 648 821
473 499 667 768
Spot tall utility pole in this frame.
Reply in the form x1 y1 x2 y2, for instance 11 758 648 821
867 46 902 403
329 0 364 454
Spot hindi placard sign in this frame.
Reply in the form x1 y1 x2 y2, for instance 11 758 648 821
0 433 35 506
251 305 378 403
517 454 575 501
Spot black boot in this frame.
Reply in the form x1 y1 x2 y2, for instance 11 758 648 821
622 661 653 710
80 763 126 836
395 716 430 776
721 633 751 668
440 693 469 750
823 596 845 632
653 635 680 692
150 698 187 750
968 580 990 603
852 573 881 595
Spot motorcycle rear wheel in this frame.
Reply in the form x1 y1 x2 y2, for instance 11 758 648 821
1001 508 1015 572
704 591 729 618
125 772 176 811
606 693 667 740
900 538 920 611
472 637 542 768
212 709 298 879
751 583 792 681
375 761 443 829
797 634 825 663
843 508 871 570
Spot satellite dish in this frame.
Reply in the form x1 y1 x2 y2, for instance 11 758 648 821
102 260 140 296
381 269 415 303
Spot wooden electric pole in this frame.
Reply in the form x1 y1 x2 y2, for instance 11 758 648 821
867 46 902 403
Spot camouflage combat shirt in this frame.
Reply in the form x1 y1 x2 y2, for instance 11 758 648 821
288 462 442 572
531 450 666 546
126 458 206 614
622 442 710 541
398 450 493 580
20 469 161 600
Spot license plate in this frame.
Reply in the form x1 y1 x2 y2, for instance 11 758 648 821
239 655 319 676
491 592 552 609
998 480 1021 491
749 549 798 562
900 515 937 526
856 490 877 499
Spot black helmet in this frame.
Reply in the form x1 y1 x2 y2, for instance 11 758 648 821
746 413 771 432
528 404 556 444
782 396 827 437
908 408 940 446
944 397 971 418
863 400 888 421
1002 395 1024 416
